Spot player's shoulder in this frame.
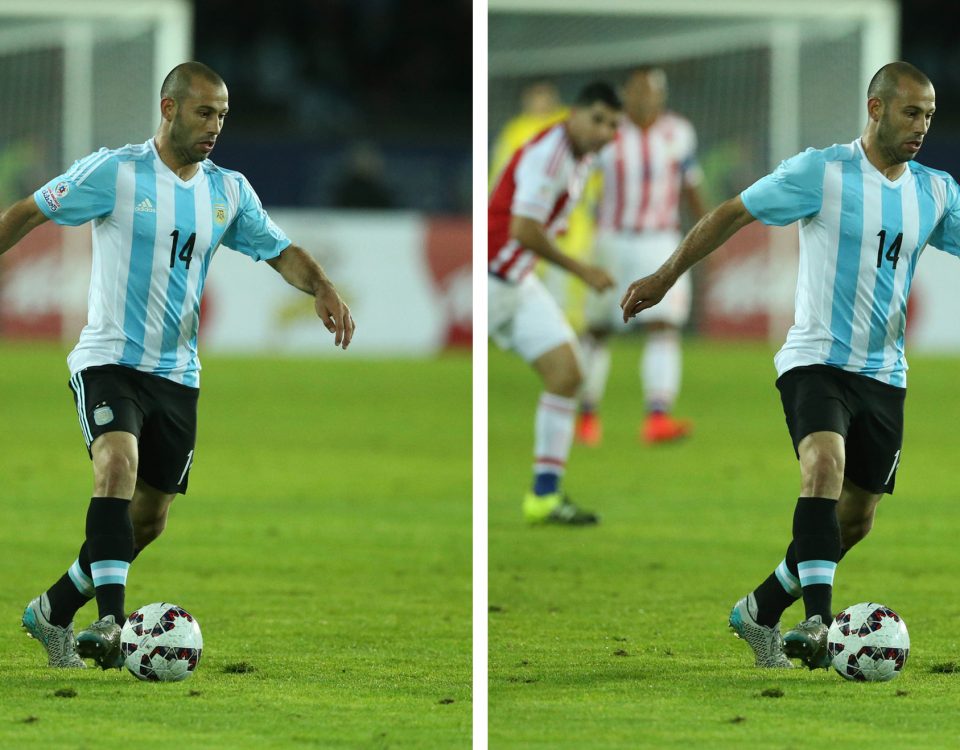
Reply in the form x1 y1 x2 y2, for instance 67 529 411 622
774 142 854 178
522 123 567 155
660 110 695 131
201 159 254 191
66 141 152 183
908 159 955 184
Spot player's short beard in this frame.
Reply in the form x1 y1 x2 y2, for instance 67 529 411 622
170 113 205 164
877 117 914 164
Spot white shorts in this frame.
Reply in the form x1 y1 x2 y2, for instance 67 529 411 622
488 273 576 363
584 229 691 329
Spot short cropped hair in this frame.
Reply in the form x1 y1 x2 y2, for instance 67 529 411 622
867 61 931 102
160 61 225 102
573 81 622 110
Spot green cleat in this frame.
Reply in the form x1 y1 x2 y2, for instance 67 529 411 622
75 615 124 670
21 594 86 669
782 614 831 670
523 492 599 526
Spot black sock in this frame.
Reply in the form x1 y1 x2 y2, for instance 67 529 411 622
753 541 800 628
46 542 93 627
85 497 134 622
754 542 850 628
792 496 841 624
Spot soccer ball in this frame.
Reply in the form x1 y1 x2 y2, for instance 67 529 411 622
120 602 203 682
826 602 909 682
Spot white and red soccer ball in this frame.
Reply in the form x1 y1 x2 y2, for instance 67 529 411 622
120 602 203 682
827 602 909 682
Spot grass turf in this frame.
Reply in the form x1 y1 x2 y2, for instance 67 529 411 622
0 343 471 748
489 337 960 749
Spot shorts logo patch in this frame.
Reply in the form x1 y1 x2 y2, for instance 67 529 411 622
93 403 114 426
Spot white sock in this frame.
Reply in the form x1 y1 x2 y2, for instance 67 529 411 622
579 335 611 412
533 392 577 491
641 330 681 413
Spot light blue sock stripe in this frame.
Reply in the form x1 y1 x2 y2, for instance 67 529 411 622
90 559 130 588
797 559 837 588
68 559 95 598
774 559 802 597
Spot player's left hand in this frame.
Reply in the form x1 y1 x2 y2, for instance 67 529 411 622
314 284 355 349
620 274 671 322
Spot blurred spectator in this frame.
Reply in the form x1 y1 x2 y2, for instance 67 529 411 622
331 142 396 209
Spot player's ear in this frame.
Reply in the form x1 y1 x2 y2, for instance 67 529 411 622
160 96 178 123
867 96 884 123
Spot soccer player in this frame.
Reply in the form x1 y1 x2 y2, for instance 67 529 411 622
489 81 620 525
577 66 707 446
1 62 355 670
620 61 958 669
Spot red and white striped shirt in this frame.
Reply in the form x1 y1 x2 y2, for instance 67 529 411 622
488 124 593 282
595 112 702 234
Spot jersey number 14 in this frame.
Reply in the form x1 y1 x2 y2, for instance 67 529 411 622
169 230 196 270
876 230 902 270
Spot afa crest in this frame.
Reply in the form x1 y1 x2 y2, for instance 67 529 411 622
214 203 226 225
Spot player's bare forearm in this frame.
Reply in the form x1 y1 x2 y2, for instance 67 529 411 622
0 196 48 256
266 243 332 294
659 196 755 284
509 215 613 291
509 215 577 271
266 244 355 349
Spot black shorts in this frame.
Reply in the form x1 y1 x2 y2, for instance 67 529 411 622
776 364 905 494
68 365 199 494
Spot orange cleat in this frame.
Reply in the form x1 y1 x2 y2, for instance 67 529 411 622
641 412 692 444
575 412 603 446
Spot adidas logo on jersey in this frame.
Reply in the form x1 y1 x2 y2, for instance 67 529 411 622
135 198 156 213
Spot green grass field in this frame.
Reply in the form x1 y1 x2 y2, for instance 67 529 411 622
0 343 471 749
489 337 960 749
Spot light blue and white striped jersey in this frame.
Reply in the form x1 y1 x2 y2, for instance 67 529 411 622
741 138 960 388
35 139 290 387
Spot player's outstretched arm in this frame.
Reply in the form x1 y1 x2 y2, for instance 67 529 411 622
620 195 755 322
0 196 49 257
266 244 355 350
509 214 614 292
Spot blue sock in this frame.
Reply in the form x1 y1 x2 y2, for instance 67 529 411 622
532 472 559 496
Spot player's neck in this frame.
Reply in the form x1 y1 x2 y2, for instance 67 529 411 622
153 135 200 181
861 134 907 181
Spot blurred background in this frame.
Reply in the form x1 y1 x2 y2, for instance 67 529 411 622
488 0 960 353
0 0 471 356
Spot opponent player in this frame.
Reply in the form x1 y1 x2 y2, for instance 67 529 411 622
577 66 707 446
489 81 620 525
621 62 958 668
1 62 355 669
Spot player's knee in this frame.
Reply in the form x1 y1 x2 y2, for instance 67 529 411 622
547 365 582 398
801 449 844 496
94 448 138 496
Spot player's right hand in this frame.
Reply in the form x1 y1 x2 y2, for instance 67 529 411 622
620 274 670 322
579 265 615 292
